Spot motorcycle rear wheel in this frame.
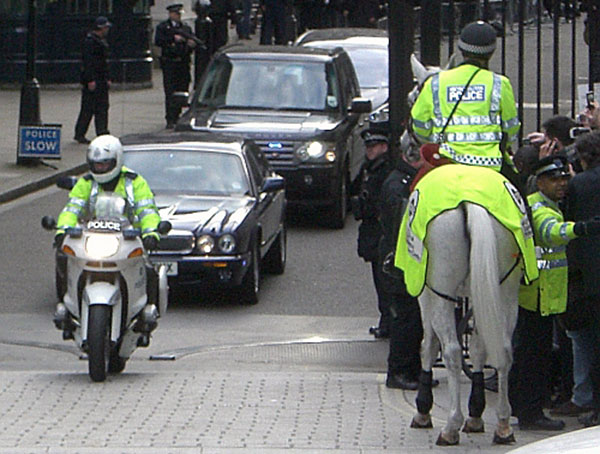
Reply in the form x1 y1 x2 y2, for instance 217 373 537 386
88 305 111 382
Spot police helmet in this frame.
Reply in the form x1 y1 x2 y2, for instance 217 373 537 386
87 135 123 184
534 155 570 178
458 21 497 58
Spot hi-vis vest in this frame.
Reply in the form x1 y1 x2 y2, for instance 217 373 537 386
518 191 577 315
411 63 520 171
394 164 538 297
56 166 160 236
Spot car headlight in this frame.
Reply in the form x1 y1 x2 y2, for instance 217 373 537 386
296 141 335 162
218 234 236 253
196 234 215 254
85 234 120 259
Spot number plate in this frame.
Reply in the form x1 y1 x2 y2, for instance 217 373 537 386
156 262 178 276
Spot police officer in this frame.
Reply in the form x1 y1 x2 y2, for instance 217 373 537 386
74 16 111 145
350 126 395 339
53 135 162 312
411 21 520 172
155 3 197 129
508 155 600 431
378 151 430 389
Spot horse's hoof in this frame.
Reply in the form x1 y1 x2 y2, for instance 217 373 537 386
462 418 485 433
493 431 516 445
436 431 459 446
410 413 433 429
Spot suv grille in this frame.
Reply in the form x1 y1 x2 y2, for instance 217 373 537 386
255 140 296 167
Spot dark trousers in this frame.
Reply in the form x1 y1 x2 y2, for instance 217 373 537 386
508 306 554 422
74 83 109 139
586 303 600 411
371 260 391 332
161 62 191 125
387 278 422 379
260 5 286 45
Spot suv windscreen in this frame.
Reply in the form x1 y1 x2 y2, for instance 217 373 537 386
196 58 340 111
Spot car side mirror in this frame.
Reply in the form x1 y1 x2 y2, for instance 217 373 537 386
172 91 190 109
157 220 172 235
41 216 57 231
350 97 372 114
56 175 78 190
261 176 285 193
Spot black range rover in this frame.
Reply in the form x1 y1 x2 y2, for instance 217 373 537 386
176 44 372 228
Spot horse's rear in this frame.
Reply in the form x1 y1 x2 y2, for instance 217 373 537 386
411 202 521 445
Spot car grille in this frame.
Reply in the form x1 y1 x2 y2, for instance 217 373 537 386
255 140 296 167
156 231 195 254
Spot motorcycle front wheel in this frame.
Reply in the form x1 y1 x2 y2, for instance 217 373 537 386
88 305 111 382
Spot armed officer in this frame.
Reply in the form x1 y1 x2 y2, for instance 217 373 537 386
155 3 197 129
411 21 520 173
350 126 396 339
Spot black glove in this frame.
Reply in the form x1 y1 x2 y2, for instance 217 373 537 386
53 233 65 249
574 219 600 236
142 235 159 251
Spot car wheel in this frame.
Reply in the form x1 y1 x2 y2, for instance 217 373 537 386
263 223 287 275
324 164 348 229
239 238 260 305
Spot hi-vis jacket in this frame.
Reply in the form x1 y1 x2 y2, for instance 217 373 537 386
411 63 520 171
519 191 578 315
56 167 160 238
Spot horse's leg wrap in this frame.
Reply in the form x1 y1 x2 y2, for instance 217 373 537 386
468 372 486 418
416 370 434 415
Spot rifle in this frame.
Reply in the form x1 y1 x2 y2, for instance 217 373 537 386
170 27 207 50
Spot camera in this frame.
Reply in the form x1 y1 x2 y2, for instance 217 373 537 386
569 126 592 139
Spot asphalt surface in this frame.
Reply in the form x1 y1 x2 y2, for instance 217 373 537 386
0 21 594 453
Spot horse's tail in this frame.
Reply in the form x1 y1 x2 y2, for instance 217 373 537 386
466 203 504 368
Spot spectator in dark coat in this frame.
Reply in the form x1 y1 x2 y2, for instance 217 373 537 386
343 0 380 28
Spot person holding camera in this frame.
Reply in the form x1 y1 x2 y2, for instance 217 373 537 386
350 126 395 339
565 131 600 427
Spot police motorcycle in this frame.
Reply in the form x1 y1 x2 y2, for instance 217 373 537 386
42 187 171 382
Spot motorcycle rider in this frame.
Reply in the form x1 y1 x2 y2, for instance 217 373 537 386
54 134 161 308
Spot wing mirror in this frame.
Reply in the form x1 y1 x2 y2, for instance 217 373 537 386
157 220 172 235
350 97 372 114
41 216 57 231
261 176 285 193
56 175 78 190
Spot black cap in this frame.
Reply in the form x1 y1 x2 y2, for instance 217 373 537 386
94 16 112 29
534 155 570 178
167 3 184 13
458 21 497 56
361 126 389 145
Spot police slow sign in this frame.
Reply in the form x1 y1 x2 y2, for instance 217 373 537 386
18 125 62 159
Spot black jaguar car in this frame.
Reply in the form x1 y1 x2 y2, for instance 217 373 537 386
120 132 286 305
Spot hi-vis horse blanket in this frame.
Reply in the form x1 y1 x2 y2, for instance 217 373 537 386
395 164 539 297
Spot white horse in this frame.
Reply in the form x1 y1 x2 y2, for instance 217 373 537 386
402 56 525 445
409 202 521 445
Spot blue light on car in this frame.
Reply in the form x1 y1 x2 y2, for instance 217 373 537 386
268 142 283 149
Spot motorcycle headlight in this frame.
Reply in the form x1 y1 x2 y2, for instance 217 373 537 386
196 234 214 254
85 234 120 259
218 234 236 253
296 141 335 162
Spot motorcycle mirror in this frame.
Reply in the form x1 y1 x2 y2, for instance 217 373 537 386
157 221 172 235
41 216 57 231
56 175 78 190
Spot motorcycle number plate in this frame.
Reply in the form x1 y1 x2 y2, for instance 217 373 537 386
156 262 178 276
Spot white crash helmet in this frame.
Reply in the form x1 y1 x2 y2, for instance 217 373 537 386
87 135 123 184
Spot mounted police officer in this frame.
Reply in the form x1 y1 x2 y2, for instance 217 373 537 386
350 126 395 339
155 3 197 129
509 155 600 431
411 21 520 173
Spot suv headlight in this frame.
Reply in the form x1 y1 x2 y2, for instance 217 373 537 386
196 234 214 254
296 141 336 162
218 234 236 253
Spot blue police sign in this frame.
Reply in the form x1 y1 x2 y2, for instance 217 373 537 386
18 125 62 159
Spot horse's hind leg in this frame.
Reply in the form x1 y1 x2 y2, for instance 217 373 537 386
463 328 486 433
411 288 438 430
431 298 464 446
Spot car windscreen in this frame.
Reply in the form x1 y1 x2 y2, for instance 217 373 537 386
123 150 250 196
344 48 388 89
196 59 336 111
